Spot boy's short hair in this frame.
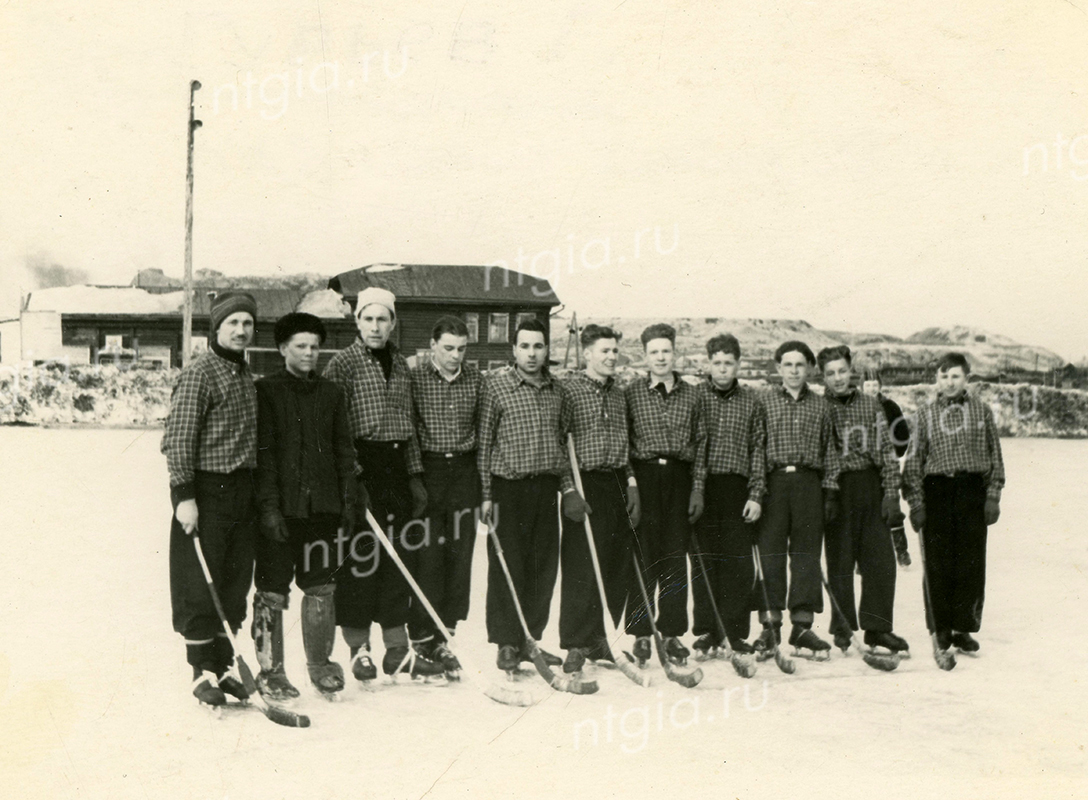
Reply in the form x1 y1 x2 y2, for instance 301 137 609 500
816 345 852 371
274 312 327 346
431 315 470 341
706 334 741 360
580 324 621 348
640 323 676 348
774 340 816 365
936 352 971 374
515 318 549 345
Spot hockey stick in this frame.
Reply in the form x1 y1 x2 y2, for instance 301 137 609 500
750 544 796 675
192 537 311 728
916 528 956 671
362 507 533 706
629 550 703 688
816 569 900 672
481 520 598 694
566 435 652 688
689 531 757 679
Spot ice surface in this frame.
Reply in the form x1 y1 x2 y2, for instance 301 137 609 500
0 430 1084 799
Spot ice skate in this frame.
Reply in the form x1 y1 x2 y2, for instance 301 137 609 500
754 624 781 662
865 630 911 658
663 636 689 666
255 667 299 701
383 645 446 681
432 642 462 681
692 633 721 660
350 646 378 682
632 636 652 668
789 626 831 661
218 669 250 702
192 671 226 708
497 644 521 677
563 647 588 675
728 637 756 656
951 632 980 656
833 632 853 654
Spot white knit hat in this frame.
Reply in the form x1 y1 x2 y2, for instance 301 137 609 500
354 287 397 320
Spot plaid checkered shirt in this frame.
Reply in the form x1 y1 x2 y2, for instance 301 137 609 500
825 389 900 500
761 383 840 491
626 374 702 463
477 366 569 501
560 371 634 492
323 339 423 474
411 360 481 454
692 380 767 501
901 392 1005 512
161 350 258 501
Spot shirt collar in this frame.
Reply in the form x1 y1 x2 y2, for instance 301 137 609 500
431 360 461 383
940 391 969 406
581 370 614 391
779 382 809 401
707 376 738 400
827 388 857 405
210 341 248 373
649 371 678 392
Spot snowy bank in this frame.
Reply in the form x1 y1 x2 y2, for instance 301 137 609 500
1 363 1085 436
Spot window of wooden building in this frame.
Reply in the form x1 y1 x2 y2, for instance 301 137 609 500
464 313 479 343
488 313 509 343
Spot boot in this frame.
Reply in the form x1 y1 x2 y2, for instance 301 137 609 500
951 632 979 654
252 592 300 701
302 585 344 695
563 647 588 674
754 623 781 660
350 646 378 681
432 642 462 680
192 671 226 706
865 630 910 655
632 636 652 666
834 632 853 653
663 636 689 666
382 645 446 678
692 633 721 658
728 637 756 655
497 645 520 672
789 625 831 661
519 642 562 667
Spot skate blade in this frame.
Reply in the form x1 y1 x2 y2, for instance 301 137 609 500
955 647 979 658
792 647 831 662
444 670 462 682
870 646 911 660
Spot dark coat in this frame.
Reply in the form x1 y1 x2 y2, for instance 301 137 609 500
256 369 356 519
879 395 911 458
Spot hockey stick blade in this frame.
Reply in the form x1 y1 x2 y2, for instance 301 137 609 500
481 521 597 696
529 643 598 695
932 640 956 671
730 653 758 679
364 509 533 707
192 538 311 728
630 551 702 688
817 568 899 673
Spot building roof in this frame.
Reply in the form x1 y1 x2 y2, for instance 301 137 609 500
328 264 559 307
23 285 323 321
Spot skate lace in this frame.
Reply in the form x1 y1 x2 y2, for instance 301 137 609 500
192 671 220 690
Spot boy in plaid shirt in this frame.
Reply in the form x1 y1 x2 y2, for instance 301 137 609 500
408 316 483 678
819 346 908 656
162 291 259 706
690 334 766 657
624 323 702 666
903 352 1004 655
324 287 441 681
478 318 569 672
755 340 839 659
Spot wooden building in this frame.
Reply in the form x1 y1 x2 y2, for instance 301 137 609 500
328 264 560 371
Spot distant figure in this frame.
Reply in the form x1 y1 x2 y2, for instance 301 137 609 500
862 370 912 567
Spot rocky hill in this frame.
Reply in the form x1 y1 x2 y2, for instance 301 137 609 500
551 317 1064 375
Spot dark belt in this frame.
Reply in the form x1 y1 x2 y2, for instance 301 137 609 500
422 450 476 460
634 456 691 467
356 439 406 451
771 465 817 474
929 470 983 479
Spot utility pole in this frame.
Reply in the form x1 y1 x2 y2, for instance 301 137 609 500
182 79 202 367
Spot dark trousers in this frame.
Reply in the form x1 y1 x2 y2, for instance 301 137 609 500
408 452 481 642
626 459 691 638
560 470 633 650
170 470 256 671
486 474 560 646
334 441 414 630
824 468 896 634
692 473 756 642
756 469 824 626
255 513 340 596
922 474 988 633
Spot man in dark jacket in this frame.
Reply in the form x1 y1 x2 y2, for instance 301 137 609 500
253 312 356 699
862 371 912 567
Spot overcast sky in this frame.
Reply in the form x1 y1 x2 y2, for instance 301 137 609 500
2 1 1086 359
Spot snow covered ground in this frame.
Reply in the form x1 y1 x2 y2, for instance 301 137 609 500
1 429 1084 800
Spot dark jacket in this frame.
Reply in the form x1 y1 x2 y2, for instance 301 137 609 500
878 395 911 459
256 369 356 519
